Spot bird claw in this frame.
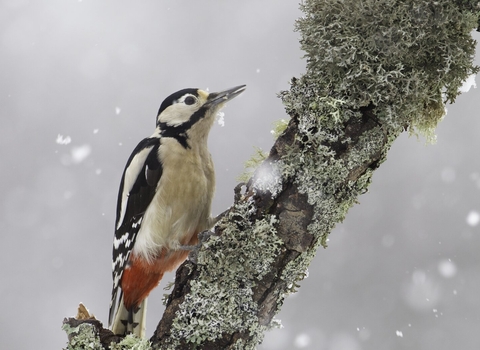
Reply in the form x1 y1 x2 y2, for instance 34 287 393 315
185 229 220 264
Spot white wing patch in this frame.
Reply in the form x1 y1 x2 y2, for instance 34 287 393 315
113 232 129 250
114 218 141 250
116 147 155 230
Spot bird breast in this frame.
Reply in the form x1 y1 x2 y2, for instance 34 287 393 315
132 138 215 263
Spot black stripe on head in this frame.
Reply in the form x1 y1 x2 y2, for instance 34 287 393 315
156 88 199 117
159 106 207 149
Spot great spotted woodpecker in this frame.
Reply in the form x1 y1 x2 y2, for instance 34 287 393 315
109 85 246 336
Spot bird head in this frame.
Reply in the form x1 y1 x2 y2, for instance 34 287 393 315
156 85 246 147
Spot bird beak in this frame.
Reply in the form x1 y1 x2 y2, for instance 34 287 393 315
205 85 246 107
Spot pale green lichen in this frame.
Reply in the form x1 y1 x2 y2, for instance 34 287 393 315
268 318 283 330
231 339 245 350
271 118 290 139
280 252 313 295
162 281 176 306
276 0 479 288
110 334 152 350
237 147 269 183
167 199 284 348
288 0 478 141
62 323 103 350
62 321 151 350
238 118 290 183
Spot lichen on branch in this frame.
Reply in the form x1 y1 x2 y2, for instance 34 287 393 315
286 0 479 141
276 0 479 274
165 201 283 347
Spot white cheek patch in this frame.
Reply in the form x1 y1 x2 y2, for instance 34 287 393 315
158 104 197 126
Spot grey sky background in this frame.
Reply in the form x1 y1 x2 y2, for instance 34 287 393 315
1 1 479 349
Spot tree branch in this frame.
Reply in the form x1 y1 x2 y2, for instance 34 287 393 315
63 0 479 349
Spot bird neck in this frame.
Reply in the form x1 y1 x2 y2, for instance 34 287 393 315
187 116 214 145
158 116 213 150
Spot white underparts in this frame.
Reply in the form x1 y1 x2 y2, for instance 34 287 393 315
132 138 214 263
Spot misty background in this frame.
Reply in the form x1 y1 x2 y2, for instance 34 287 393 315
1 1 479 349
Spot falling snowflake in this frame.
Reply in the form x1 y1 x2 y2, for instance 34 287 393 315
466 211 480 227
56 134 71 145
438 259 457 278
71 144 92 164
293 333 311 348
216 111 225 127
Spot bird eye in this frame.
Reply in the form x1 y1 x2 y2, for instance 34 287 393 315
184 96 196 105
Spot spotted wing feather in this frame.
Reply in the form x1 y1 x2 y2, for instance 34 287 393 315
109 137 162 326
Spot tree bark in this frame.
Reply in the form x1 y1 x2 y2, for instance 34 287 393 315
63 0 478 349
149 103 386 350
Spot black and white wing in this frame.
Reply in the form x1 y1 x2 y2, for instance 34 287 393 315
108 136 163 326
